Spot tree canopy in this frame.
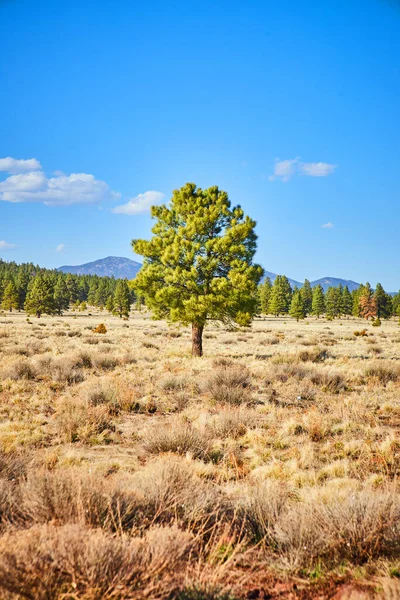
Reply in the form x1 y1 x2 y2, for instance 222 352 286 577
132 183 263 356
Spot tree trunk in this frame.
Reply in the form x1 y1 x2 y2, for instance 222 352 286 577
191 323 204 357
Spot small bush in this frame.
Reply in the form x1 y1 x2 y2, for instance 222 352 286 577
8 360 36 380
298 347 329 363
93 323 107 334
354 329 368 337
143 421 211 461
365 362 399 385
207 366 251 405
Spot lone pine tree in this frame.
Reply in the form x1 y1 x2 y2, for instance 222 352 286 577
113 279 131 318
132 183 263 356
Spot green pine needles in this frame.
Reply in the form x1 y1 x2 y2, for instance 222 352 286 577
132 183 263 356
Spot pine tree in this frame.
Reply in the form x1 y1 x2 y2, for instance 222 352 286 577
341 286 353 315
289 290 305 321
106 296 114 313
312 284 325 317
66 274 80 304
113 280 131 318
374 283 392 319
53 277 70 315
300 279 313 315
268 275 292 316
259 277 272 314
25 276 56 318
1 281 19 312
132 183 263 356
325 286 342 318
359 284 377 320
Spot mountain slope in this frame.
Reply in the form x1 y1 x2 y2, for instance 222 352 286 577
263 272 360 291
58 256 142 279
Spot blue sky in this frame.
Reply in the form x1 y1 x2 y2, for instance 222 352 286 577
0 0 399 289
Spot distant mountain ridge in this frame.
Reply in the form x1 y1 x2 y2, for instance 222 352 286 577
57 256 141 279
57 257 366 291
264 272 361 292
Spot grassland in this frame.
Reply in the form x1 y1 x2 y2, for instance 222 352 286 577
0 309 399 599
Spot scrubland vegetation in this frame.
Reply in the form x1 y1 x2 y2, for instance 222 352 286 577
0 309 399 599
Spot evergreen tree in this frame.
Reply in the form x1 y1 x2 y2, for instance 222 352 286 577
53 277 70 315
259 277 272 314
325 286 342 318
65 274 80 304
374 283 392 319
289 290 305 321
300 279 313 315
312 284 325 317
341 286 353 315
25 275 56 318
94 280 109 308
268 275 292 316
106 296 114 313
1 281 19 312
133 183 263 356
113 280 131 318
359 283 377 320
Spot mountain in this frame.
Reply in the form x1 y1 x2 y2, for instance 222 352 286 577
310 277 360 292
263 271 361 291
263 271 302 289
58 256 142 279
57 257 394 293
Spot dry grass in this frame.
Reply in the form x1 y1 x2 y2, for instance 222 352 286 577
0 310 399 598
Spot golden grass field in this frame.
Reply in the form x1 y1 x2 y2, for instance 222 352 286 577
0 309 399 599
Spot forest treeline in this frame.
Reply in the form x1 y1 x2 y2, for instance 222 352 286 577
0 259 136 318
259 275 400 322
0 259 399 322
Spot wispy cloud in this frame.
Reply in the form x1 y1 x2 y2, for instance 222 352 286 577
0 240 17 251
300 162 336 177
268 158 299 182
269 157 337 182
321 222 334 229
56 244 66 252
0 157 41 174
113 191 165 215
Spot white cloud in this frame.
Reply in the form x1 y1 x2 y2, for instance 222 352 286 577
269 158 336 182
0 157 41 174
300 162 336 177
56 244 66 252
0 170 120 206
321 222 334 229
268 158 299 182
0 240 17 251
113 191 165 215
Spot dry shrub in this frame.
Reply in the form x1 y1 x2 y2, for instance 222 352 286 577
297 347 329 363
240 481 292 543
143 420 211 461
132 457 224 529
159 375 187 393
207 408 259 439
266 363 308 383
7 359 36 381
94 354 119 371
53 397 115 443
93 323 107 334
35 356 85 384
310 369 347 393
83 336 100 345
0 523 192 600
72 350 93 368
354 329 368 337
365 362 399 385
273 490 400 570
207 366 251 405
